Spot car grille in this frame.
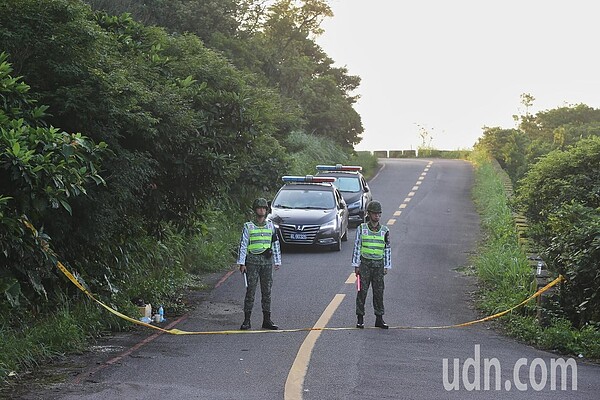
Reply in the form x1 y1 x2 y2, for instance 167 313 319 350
278 223 320 244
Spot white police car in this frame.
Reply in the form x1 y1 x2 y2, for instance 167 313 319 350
315 165 372 225
268 175 349 251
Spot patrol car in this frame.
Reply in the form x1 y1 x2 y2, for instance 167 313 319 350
268 175 349 251
315 165 372 225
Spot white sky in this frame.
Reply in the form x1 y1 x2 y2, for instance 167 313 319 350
316 0 600 151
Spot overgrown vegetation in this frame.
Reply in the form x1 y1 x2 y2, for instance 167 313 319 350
1 0 597 386
474 92 599 350
0 0 372 383
470 148 600 359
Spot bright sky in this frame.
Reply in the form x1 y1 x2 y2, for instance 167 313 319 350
316 0 600 151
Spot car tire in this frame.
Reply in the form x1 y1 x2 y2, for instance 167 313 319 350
331 235 342 252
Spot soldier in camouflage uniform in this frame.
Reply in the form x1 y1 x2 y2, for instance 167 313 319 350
237 198 282 330
351 200 392 329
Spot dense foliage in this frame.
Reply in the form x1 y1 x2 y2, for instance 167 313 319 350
0 52 107 309
0 0 369 335
476 95 600 328
471 149 600 358
516 137 600 327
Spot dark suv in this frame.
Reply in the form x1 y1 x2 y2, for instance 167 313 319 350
315 165 372 225
268 175 349 251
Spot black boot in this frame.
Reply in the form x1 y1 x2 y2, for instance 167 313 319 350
356 315 364 329
262 312 279 330
240 311 251 330
375 315 388 329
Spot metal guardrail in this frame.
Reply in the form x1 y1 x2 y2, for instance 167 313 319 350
369 149 471 158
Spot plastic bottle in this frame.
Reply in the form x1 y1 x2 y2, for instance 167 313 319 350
158 305 164 322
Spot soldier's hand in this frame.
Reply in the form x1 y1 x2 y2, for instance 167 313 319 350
274 264 280 271
239 264 246 273
354 267 360 276
383 269 388 275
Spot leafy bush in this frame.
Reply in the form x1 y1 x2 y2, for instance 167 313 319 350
0 53 108 310
517 137 600 326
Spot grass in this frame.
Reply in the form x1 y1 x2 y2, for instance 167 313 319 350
470 148 600 360
0 299 121 384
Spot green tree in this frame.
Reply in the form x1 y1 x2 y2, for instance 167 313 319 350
475 127 529 181
0 52 107 309
0 0 291 303
516 137 600 326
86 0 364 148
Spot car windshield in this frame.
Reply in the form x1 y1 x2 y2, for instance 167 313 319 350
273 189 335 209
332 177 361 193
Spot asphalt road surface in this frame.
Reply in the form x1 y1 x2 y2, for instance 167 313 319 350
11 159 600 399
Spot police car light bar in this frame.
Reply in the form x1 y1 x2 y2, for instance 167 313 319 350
282 175 336 183
316 164 362 172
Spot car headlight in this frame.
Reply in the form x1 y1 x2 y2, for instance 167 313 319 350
267 216 279 229
348 200 361 209
320 219 337 231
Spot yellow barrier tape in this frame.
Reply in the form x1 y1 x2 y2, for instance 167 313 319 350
22 218 566 335
57 258 565 334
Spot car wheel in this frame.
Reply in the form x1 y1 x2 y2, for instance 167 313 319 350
331 235 342 251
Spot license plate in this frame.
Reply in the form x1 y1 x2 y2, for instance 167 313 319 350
290 233 307 240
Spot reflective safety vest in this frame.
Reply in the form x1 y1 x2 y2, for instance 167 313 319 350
247 222 273 254
359 223 388 260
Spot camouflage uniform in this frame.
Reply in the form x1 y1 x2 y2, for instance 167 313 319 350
351 221 391 318
237 212 281 330
356 257 386 316
243 250 275 313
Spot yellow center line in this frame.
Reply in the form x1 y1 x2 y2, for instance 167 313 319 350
345 273 357 284
284 294 346 400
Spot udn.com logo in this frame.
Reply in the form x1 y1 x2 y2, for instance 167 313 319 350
442 345 577 391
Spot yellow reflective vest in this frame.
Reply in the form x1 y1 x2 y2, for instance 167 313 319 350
246 222 273 254
359 223 389 260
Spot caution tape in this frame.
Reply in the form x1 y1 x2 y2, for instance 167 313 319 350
58 259 565 335
23 218 565 335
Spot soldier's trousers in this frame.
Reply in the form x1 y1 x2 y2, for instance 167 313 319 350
243 253 273 313
356 258 385 316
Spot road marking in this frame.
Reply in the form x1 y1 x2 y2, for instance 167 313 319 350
412 186 419 191
393 210 402 216
408 191 415 197
418 176 424 180
284 294 346 400
404 197 411 203
399 204 407 209
416 181 422 185
421 172 427 176
345 273 357 284
387 219 396 225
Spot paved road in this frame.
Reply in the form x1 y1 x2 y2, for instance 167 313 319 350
12 159 600 399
